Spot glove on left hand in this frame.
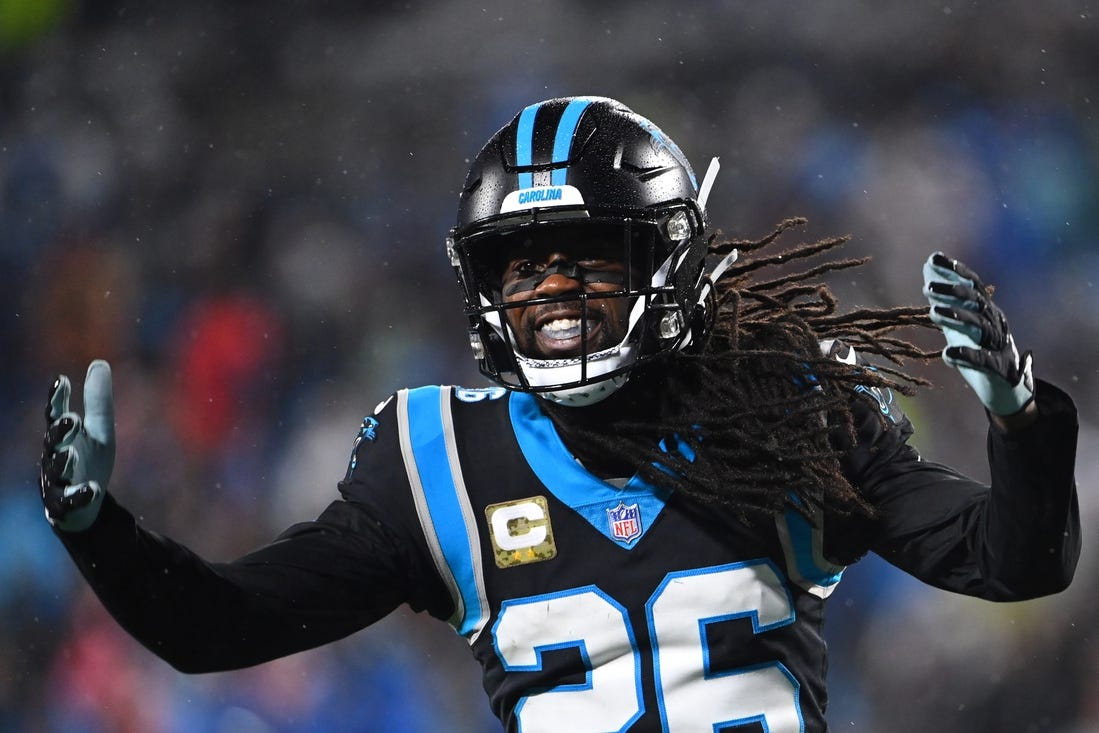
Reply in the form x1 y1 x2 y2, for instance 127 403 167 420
39 360 115 532
922 252 1035 416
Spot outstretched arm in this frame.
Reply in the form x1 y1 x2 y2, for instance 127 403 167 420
39 362 426 672
835 255 1080 600
57 493 411 672
846 379 1080 601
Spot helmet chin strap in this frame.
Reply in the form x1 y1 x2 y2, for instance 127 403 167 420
699 248 739 306
537 373 630 407
671 247 739 354
697 157 720 211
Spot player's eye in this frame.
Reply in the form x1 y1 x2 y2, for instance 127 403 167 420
577 258 619 270
507 260 543 278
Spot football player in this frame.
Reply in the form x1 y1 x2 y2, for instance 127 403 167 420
40 97 1079 732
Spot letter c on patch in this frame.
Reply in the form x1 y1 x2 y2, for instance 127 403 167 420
490 501 547 551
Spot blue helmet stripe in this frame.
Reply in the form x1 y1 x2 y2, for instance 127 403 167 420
515 102 540 190
550 97 593 186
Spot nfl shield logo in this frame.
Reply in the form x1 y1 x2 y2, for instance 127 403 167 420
607 502 642 543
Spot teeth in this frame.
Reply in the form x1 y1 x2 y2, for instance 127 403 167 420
542 318 580 331
540 318 583 340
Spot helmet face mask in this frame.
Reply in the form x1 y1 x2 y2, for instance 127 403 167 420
448 96 713 406
467 220 645 301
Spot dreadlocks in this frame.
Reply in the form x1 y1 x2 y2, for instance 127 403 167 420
544 218 936 524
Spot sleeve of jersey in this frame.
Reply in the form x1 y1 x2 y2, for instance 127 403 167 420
845 379 1081 601
55 396 449 673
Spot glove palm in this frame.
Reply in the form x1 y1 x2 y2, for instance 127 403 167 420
39 360 115 531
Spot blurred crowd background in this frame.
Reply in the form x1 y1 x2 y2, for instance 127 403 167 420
1 1 1097 731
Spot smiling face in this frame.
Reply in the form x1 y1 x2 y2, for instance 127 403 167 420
497 233 638 361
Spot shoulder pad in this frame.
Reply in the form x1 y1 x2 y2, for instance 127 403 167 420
820 338 857 365
821 339 906 425
343 393 398 481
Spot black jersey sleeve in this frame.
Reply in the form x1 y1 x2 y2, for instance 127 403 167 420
57 492 411 672
334 393 456 623
839 379 1080 601
55 393 448 674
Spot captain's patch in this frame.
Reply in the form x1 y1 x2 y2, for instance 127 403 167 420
486 496 557 568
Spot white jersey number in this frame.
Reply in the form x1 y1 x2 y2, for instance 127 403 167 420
492 559 803 732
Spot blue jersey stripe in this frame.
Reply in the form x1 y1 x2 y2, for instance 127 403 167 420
405 387 484 636
550 97 593 186
509 391 670 548
781 509 844 590
515 102 540 190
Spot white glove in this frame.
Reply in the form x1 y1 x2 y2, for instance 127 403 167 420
923 253 1034 416
39 360 115 531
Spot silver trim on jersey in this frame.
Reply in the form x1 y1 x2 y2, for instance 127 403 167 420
438 387 491 644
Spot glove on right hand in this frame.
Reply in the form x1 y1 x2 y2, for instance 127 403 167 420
39 360 115 532
922 253 1035 416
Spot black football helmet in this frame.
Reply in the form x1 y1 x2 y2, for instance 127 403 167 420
447 96 729 406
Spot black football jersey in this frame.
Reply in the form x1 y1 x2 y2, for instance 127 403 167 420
58 378 1080 733
335 377 1080 732
343 385 850 731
